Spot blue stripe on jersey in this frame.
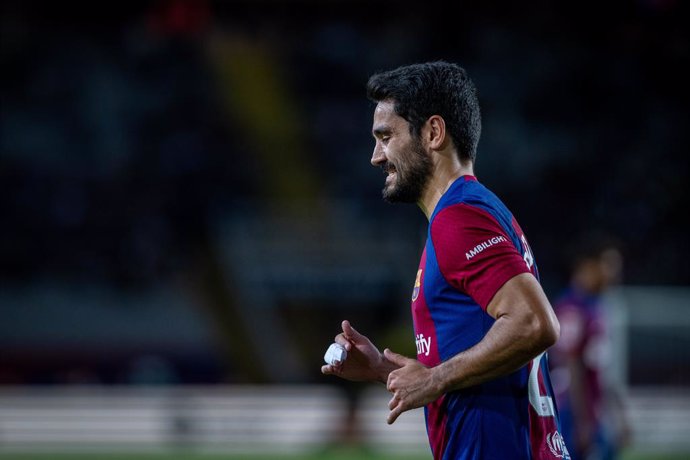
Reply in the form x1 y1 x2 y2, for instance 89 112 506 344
424 237 490 363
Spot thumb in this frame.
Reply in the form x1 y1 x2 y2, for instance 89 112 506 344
384 348 409 366
342 320 362 341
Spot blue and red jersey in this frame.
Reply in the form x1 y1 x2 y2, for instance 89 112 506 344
411 175 570 460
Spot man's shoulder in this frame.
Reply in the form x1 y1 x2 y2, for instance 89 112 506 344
443 176 494 203
431 183 510 232
440 179 511 218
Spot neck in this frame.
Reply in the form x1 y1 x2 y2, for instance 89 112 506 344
417 158 474 220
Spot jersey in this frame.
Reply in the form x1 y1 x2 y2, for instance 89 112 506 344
411 175 570 460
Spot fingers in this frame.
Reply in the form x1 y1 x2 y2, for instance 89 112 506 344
336 320 362 351
333 333 351 351
385 359 403 392
386 371 404 424
321 362 343 375
387 396 405 425
387 407 403 425
341 320 361 341
383 348 409 366
388 391 400 410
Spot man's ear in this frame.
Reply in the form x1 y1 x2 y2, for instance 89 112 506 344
425 115 447 150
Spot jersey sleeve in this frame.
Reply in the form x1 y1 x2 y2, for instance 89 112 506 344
430 203 531 310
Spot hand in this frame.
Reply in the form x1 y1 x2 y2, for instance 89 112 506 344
385 348 441 424
321 320 393 383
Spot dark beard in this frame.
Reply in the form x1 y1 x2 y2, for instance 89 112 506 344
382 138 432 203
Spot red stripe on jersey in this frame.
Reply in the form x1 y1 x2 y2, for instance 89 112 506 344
410 247 449 458
427 395 449 460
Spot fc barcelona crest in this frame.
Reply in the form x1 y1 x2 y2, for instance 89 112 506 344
411 269 422 301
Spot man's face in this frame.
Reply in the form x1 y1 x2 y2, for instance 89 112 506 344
370 100 432 203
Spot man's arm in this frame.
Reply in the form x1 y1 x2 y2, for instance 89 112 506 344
385 272 559 423
434 272 559 389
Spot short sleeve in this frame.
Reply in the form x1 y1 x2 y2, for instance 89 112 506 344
430 203 531 310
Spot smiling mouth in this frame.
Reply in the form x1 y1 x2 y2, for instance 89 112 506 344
382 162 396 176
383 164 397 184
385 171 397 185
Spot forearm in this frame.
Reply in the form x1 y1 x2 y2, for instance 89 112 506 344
433 313 554 393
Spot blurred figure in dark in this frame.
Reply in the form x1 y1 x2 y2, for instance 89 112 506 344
550 234 631 460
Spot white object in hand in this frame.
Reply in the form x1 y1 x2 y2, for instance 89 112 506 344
324 343 347 365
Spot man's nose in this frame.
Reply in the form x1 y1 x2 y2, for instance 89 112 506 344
371 144 385 167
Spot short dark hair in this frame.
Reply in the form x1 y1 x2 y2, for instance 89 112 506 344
366 61 482 163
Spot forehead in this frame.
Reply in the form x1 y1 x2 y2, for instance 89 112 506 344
372 100 406 130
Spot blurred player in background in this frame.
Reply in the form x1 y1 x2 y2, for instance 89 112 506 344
550 235 631 460
322 61 570 459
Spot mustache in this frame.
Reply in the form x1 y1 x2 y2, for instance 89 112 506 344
381 161 397 174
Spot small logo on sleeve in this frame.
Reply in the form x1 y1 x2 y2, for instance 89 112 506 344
465 235 507 260
546 430 570 459
521 234 535 270
411 269 422 301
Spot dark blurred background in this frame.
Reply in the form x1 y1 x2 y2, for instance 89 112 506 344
1 0 688 389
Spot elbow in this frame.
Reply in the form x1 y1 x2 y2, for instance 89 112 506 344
526 310 560 353
542 313 560 349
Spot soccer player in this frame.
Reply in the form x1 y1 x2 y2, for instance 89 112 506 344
322 61 570 459
550 236 631 460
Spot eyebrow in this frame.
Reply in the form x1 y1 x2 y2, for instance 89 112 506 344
372 125 392 137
